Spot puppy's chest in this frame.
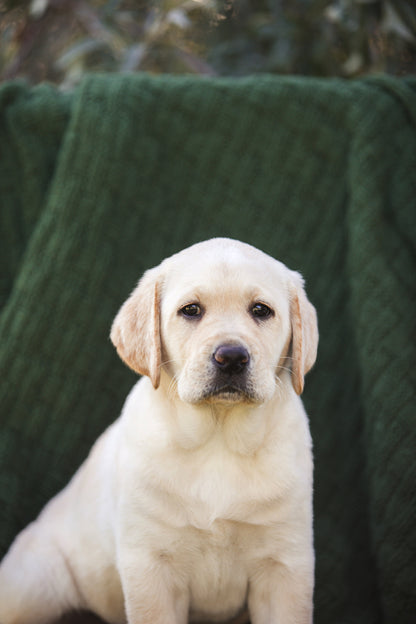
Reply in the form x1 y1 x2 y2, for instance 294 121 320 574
137 438 286 529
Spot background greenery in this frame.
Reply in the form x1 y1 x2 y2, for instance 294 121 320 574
1 0 415 88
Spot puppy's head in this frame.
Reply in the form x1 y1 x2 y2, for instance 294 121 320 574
110 238 318 403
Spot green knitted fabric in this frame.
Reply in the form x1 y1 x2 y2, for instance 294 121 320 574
1 74 415 624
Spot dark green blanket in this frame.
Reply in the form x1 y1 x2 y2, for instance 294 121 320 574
1 74 415 623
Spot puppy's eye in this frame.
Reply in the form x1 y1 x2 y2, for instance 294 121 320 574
251 303 274 319
179 303 202 318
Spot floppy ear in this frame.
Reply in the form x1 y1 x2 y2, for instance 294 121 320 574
110 268 162 389
289 274 318 395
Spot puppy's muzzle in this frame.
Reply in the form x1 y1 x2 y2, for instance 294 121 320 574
204 343 253 402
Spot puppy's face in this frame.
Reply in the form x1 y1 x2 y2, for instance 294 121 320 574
161 247 291 405
111 238 318 403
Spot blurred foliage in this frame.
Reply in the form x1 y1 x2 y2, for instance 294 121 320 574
210 0 416 76
0 0 415 87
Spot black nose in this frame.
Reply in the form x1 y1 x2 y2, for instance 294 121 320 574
213 344 250 375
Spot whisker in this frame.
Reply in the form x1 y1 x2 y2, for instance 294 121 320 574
274 375 284 400
167 374 179 401
158 358 180 370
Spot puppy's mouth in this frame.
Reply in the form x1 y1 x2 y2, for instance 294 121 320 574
202 382 256 404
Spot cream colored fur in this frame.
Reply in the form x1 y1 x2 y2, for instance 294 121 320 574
0 238 318 624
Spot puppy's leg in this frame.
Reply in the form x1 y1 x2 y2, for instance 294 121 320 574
248 559 314 624
120 550 189 624
0 523 83 624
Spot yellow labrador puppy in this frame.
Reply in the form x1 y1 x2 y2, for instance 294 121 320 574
0 238 318 624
